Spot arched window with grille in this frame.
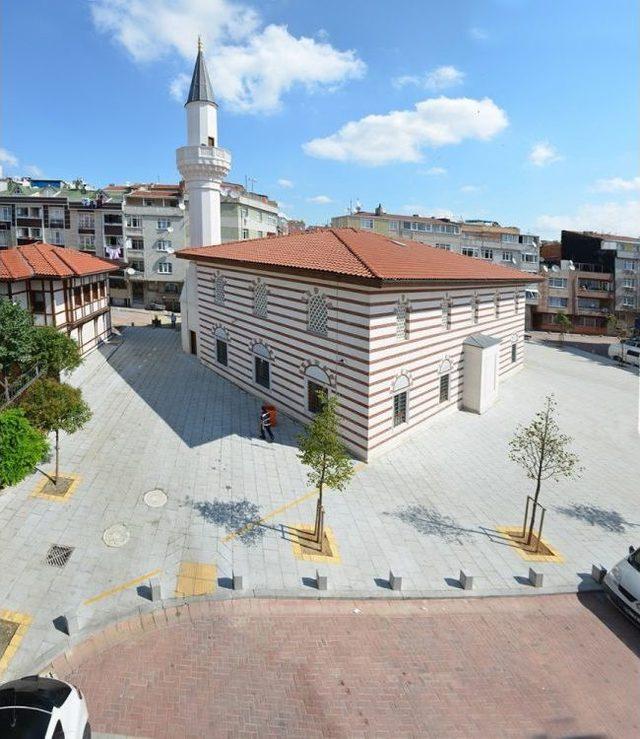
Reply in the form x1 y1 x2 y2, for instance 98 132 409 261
395 298 409 340
213 273 226 306
254 280 268 317
307 290 327 336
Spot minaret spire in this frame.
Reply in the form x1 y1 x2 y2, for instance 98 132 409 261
186 36 215 106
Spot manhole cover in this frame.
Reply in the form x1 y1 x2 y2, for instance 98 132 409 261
103 524 130 548
143 488 168 508
45 545 74 568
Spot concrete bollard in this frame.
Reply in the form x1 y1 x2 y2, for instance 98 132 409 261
389 571 402 591
149 577 162 601
528 568 544 588
459 570 474 590
316 570 328 591
232 572 244 591
591 564 607 584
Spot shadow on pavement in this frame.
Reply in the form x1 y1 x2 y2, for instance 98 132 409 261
577 590 640 658
98 326 301 450
554 503 638 534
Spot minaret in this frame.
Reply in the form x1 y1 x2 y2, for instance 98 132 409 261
177 38 231 247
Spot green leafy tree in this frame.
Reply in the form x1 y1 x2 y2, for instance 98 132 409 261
0 409 49 488
20 378 92 483
554 311 572 343
297 393 354 544
0 299 34 383
31 326 82 379
508 395 581 546
607 314 630 340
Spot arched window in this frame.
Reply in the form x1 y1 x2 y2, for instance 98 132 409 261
253 343 271 388
254 280 268 317
214 327 228 366
305 365 331 413
308 291 327 336
395 299 408 340
392 374 410 427
213 273 226 306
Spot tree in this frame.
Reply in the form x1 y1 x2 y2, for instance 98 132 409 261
607 314 630 340
0 409 49 488
508 395 581 546
31 326 82 379
20 379 91 483
297 393 354 546
554 311 572 343
0 299 34 382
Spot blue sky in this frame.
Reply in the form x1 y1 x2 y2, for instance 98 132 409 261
1 0 638 237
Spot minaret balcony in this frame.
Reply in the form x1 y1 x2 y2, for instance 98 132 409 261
176 145 232 181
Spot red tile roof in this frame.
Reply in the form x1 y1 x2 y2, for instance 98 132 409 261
177 228 542 283
0 243 119 281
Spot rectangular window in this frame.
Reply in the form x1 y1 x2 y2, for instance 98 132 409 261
50 230 64 245
78 214 94 229
242 229 249 239
511 344 517 363
157 219 170 229
402 221 411 230
502 233 518 243
501 251 512 262
439 374 449 403
31 291 46 313
622 260 636 271
92 283 99 301
462 247 477 258
0 206 11 221
360 218 374 229
216 339 228 366
482 248 493 260
74 286 82 306
548 277 568 288
156 240 171 251
522 253 537 263
49 207 65 226
16 206 28 217
30 228 42 239
307 380 325 414
388 220 399 231
99 281 106 298
0 231 10 246
393 392 407 427
130 238 144 250
548 296 569 308
157 261 173 274
623 278 635 288
79 234 95 250
622 296 635 307
104 213 122 225
254 356 270 389
83 284 91 303
126 215 142 228
17 227 29 238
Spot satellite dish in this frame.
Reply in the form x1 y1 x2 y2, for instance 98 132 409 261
125 238 132 248
542 265 549 272
167 226 174 233
166 248 175 254
178 201 186 210
551 265 560 272
511 256 517 264
125 267 136 275
568 259 575 271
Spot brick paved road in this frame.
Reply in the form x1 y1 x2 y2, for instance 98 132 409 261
63 593 639 738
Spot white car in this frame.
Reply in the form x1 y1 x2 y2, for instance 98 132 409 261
608 338 640 366
603 546 640 627
0 675 90 738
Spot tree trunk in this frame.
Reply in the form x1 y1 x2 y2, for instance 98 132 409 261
527 401 550 545
55 429 59 485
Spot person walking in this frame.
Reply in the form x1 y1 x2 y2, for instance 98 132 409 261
259 405 274 442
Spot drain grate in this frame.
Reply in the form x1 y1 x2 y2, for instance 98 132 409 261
45 545 74 568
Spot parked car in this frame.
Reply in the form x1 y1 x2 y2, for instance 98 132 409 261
145 302 165 311
608 338 640 366
603 546 640 627
0 675 90 737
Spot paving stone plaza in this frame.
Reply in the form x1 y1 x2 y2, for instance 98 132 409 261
0 326 638 679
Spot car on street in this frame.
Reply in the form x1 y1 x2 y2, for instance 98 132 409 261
608 338 640 366
0 675 90 738
603 545 640 626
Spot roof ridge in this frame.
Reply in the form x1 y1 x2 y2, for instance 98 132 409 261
329 228 378 279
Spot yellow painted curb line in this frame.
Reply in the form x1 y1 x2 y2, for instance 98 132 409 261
84 568 162 606
0 610 32 676
222 461 366 544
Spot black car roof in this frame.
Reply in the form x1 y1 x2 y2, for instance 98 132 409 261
0 676 71 711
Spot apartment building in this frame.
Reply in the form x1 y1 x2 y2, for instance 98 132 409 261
178 228 538 461
0 178 281 310
0 242 117 354
532 230 640 334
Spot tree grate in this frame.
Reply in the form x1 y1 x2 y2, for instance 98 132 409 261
45 545 74 568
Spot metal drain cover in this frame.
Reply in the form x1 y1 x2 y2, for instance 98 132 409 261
103 524 130 548
45 545 74 568
143 488 167 508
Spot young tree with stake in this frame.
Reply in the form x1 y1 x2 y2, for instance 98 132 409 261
20 378 91 484
554 311 572 343
297 393 354 546
508 395 581 546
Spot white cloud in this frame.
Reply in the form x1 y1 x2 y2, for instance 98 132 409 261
277 178 294 188
307 195 332 204
303 97 508 166
393 66 465 92
460 184 481 193
536 200 640 239
91 0 365 114
591 176 640 193
25 164 44 178
528 141 562 167
402 205 456 219
469 27 489 41
0 148 18 167
424 166 447 175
